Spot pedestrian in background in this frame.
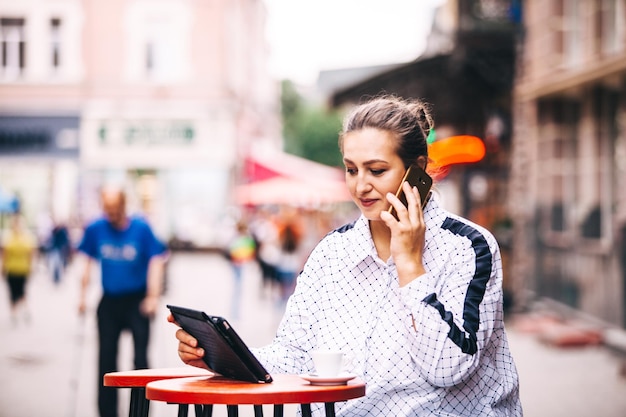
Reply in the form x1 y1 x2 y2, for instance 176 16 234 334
249 209 281 298
76 185 168 417
46 220 71 285
227 220 256 319
1 214 36 326
172 95 522 416
274 214 304 304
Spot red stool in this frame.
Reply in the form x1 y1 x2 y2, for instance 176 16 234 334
104 367 213 417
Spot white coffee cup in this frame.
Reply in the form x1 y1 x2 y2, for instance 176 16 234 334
310 349 344 377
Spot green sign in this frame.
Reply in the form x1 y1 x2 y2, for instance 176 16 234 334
98 121 195 146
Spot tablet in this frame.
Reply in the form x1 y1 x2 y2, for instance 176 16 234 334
167 304 273 383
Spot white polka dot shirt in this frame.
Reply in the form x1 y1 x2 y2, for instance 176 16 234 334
252 198 522 416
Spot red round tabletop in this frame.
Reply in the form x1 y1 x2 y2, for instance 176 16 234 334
103 367 213 388
145 374 366 406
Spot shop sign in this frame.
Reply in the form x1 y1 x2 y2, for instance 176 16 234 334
0 116 79 155
98 121 195 146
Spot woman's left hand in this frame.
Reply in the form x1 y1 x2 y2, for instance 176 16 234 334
380 181 427 286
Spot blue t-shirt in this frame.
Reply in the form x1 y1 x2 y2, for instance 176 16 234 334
78 216 167 296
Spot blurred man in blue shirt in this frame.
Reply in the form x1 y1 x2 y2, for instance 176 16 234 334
77 185 168 417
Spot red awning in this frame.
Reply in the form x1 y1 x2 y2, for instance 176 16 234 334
243 151 345 183
244 158 282 182
237 150 351 206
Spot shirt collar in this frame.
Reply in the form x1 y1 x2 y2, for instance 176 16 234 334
343 196 448 269
344 215 376 268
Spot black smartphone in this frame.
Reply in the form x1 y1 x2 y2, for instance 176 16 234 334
388 164 433 220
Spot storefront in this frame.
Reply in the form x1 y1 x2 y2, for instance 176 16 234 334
0 115 80 243
78 102 240 248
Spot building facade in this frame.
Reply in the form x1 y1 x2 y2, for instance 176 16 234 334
510 0 626 326
0 0 280 247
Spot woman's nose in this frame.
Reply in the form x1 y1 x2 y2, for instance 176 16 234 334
355 175 371 194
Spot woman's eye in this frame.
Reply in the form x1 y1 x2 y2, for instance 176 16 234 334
371 169 385 176
346 168 357 175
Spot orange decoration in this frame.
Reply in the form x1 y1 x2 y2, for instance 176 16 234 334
427 135 486 179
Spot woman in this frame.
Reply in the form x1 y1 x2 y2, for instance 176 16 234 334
275 213 304 303
227 220 256 319
171 96 522 416
2 214 36 325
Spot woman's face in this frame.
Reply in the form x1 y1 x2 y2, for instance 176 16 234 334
342 128 406 221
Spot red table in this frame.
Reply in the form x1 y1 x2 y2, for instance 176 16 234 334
103 367 213 417
146 374 366 417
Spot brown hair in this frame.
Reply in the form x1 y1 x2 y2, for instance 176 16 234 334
339 95 434 168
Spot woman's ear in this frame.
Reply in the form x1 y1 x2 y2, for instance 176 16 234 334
416 156 427 170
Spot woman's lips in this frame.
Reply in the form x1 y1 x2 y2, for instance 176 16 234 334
359 198 378 208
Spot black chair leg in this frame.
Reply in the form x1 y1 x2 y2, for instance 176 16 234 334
197 404 212 417
273 404 284 417
301 404 312 417
194 404 207 417
227 405 239 417
139 388 149 417
128 388 140 417
177 403 189 417
324 402 336 417
127 387 150 417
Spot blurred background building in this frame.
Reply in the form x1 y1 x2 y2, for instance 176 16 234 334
319 0 626 330
1 0 626 330
0 0 280 247
509 0 626 326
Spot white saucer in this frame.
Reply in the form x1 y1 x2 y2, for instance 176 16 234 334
299 372 357 386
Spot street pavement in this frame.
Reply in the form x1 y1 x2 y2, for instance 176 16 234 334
1 252 625 417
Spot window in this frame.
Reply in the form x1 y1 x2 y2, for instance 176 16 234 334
581 87 619 243
562 0 583 67
0 18 25 80
476 0 513 21
596 0 624 55
125 2 191 84
552 0 583 67
537 99 580 242
538 89 617 248
50 17 62 73
143 19 178 81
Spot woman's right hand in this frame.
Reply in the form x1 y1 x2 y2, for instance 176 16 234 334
381 181 427 286
167 313 210 370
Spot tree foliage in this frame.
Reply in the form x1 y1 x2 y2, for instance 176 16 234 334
281 80 343 167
